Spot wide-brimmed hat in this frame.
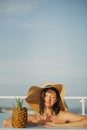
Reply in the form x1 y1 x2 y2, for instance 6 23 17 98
25 82 67 112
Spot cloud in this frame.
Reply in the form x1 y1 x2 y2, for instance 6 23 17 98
0 19 55 30
19 22 54 29
0 0 49 29
0 57 87 85
0 0 46 15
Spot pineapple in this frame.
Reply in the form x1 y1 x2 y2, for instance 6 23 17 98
12 98 28 128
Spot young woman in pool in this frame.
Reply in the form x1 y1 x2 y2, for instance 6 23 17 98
3 83 87 127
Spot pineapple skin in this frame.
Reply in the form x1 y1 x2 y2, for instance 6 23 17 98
12 107 28 128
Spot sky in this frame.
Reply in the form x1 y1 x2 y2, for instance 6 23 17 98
0 0 87 103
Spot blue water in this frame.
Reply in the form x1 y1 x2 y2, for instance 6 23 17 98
0 113 87 130
0 113 11 128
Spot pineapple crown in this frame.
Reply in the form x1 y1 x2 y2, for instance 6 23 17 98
16 98 23 108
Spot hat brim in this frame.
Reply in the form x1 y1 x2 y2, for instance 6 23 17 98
25 83 67 112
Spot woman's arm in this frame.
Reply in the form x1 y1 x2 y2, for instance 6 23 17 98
3 114 40 127
61 117 87 127
3 117 13 127
45 117 87 127
27 114 43 126
45 111 87 128
61 111 87 122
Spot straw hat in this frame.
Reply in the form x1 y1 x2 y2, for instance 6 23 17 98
25 82 67 112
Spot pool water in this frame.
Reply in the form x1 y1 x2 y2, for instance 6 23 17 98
0 113 11 128
0 113 46 129
0 113 87 130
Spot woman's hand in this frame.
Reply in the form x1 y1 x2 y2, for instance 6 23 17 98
3 118 13 128
43 122 60 128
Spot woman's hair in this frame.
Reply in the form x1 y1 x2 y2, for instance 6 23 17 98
39 85 61 115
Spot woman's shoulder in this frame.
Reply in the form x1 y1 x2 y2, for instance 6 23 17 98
58 110 72 118
58 111 74 122
58 110 86 121
59 110 77 116
59 110 67 115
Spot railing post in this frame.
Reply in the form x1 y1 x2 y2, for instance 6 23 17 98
80 97 85 115
0 96 87 115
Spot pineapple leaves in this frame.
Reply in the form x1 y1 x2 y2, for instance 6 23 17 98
16 98 23 109
12 98 27 128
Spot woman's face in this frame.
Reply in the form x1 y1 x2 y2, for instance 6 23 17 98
44 89 57 108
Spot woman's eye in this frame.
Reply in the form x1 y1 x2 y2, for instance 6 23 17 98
45 95 48 97
51 96 55 98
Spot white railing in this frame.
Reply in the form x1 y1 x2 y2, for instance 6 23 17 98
64 96 87 115
0 96 87 115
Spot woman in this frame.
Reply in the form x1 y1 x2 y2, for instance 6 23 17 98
3 83 87 127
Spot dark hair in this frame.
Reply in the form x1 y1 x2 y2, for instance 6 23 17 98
39 85 61 115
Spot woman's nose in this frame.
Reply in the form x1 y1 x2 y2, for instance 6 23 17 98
47 96 51 101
